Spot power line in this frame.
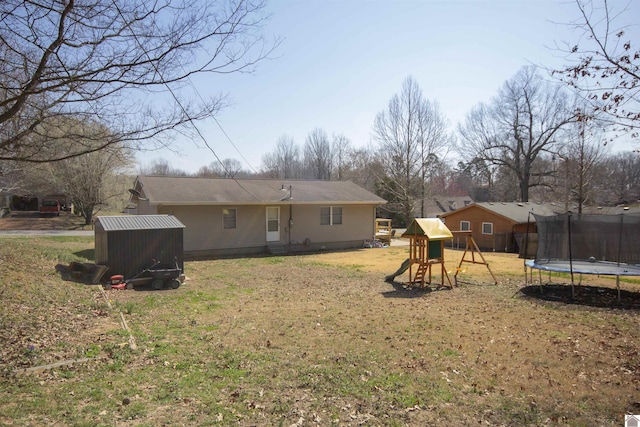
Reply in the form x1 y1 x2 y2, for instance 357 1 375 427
110 0 258 199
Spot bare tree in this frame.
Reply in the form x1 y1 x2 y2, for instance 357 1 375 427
458 66 579 202
140 158 188 176
565 123 609 212
210 158 245 178
552 0 639 138
195 164 219 178
0 161 25 194
57 147 134 224
331 133 352 181
261 135 302 179
597 151 640 205
0 0 277 162
342 147 383 193
372 76 452 223
25 122 136 225
304 128 332 180
416 100 452 216
453 158 493 202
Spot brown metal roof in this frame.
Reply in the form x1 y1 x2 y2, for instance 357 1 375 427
135 176 386 206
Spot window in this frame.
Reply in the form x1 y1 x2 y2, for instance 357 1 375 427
332 207 342 225
321 206 342 225
482 222 493 235
222 208 237 229
460 220 470 231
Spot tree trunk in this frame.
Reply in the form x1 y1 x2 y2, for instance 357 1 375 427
83 207 94 226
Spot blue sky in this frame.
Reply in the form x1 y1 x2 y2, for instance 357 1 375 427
139 0 638 173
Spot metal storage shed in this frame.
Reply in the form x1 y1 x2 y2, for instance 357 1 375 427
95 215 185 280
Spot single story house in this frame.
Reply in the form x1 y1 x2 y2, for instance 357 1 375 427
129 176 387 257
439 202 559 253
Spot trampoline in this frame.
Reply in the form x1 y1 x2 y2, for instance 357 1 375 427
525 211 640 300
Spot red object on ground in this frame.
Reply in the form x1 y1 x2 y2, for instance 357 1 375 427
110 275 124 284
39 199 61 216
111 282 127 290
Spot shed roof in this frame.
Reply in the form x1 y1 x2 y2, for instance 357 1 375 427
95 215 185 231
402 218 453 239
133 176 386 206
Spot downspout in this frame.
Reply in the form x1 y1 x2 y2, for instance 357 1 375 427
288 203 293 250
288 186 293 252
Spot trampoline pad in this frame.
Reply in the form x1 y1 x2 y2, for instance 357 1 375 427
526 259 640 276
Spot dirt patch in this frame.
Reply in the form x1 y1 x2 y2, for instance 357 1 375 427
521 283 640 309
0 211 89 230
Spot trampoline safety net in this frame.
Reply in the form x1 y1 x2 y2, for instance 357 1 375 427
533 212 640 265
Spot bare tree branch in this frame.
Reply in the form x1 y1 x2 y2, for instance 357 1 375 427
372 76 453 224
458 66 580 202
0 0 278 162
551 0 639 138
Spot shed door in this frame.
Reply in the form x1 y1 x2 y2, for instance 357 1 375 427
266 207 280 242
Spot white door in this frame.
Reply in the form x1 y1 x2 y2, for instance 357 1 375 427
266 207 280 242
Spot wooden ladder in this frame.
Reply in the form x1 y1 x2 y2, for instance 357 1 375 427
413 263 428 286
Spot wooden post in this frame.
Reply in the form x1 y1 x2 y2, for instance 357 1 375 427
454 233 498 285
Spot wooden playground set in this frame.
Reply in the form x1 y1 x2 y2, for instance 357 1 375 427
384 218 497 288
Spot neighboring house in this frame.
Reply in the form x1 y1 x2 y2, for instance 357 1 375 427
418 195 473 218
439 202 559 253
129 176 387 257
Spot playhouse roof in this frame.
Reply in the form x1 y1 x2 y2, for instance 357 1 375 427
401 218 453 239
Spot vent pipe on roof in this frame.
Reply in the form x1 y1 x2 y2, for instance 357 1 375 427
280 185 293 201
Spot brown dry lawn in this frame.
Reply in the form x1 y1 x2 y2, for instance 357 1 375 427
1 228 639 426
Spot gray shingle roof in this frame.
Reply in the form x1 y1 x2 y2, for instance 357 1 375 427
440 201 640 224
581 206 640 215
135 176 386 205
96 215 185 231
439 202 560 224
474 202 560 223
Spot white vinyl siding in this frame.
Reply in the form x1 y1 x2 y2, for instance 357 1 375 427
161 205 264 252
159 204 377 253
